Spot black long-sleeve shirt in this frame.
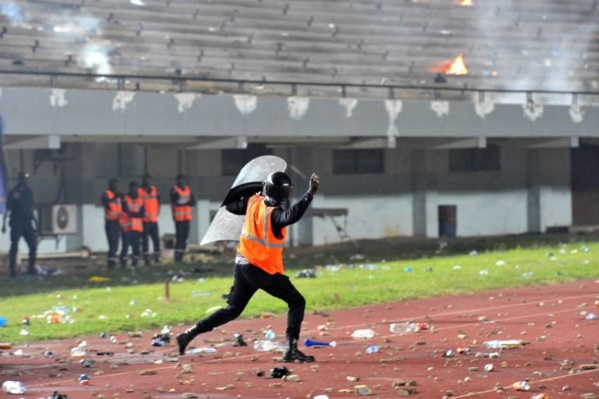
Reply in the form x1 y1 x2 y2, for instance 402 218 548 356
226 192 313 239
6 183 35 223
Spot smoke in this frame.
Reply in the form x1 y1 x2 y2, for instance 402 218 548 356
471 1 597 96
1 1 113 77
77 43 113 75
0 2 24 26
50 13 100 37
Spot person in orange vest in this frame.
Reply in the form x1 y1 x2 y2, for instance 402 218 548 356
101 178 121 269
176 171 320 363
139 174 161 265
119 181 145 268
170 173 195 263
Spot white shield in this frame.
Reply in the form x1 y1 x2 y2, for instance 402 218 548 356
200 155 287 245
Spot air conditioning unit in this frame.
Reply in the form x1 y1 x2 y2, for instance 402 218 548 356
52 204 78 235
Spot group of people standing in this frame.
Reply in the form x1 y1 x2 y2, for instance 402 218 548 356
102 173 196 268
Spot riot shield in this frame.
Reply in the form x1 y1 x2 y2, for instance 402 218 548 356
200 155 287 245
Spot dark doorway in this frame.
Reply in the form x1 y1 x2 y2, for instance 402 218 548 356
571 143 599 225
438 205 457 237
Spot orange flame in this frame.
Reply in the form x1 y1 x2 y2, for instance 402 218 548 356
460 0 474 5
429 54 469 76
446 54 469 75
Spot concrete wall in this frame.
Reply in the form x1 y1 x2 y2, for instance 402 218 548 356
0 87 581 254
0 143 574 253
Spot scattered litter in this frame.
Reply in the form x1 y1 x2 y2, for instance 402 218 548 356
78 374 91 386
453 265 462 270
270 366 291 379
295 269 316 278
365 345 380 354
2 381 26 394
313 395 329 399
390 322 429 334
483 340 527 349
80 359 95 368
21 317 30 325
151 325 171 345
354 385 372 396
469 250 478 256
483 363 495 372
88 276 110 282
70 345 86 358
186 347 217 355
263 329 276 340
521 272 534 279
141 309 156 317
0 343 12 349
513 381 531 391
50 391 68 399
283 374 300 382
495 260 506 266
253 340 285 352
585 313 597 320
403 266 412 272
351 329 375 339
305 338 337 348
232 334 247 347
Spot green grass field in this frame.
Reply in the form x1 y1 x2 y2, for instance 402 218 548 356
0 235 597 343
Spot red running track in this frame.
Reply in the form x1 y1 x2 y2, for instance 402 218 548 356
1 279 598 398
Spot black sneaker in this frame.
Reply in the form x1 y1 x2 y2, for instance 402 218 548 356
176 332 192 356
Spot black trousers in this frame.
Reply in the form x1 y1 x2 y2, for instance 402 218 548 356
8 221 37 278
105 220 121 268
120 230 141 267
174 220 190 262
142 221 160 264
193 263 306 340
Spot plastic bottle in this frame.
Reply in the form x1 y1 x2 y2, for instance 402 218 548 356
253 340 285 352
512 381 531 391
483 339 523 349
70 346 86 358
365 345 380 354
263 329 276 340
389 322 429 334
585 313 597 320
187 347 217 354
351 329 375 339
2 381 26 394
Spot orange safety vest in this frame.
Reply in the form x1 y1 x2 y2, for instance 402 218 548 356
171 185 192 222
139 186 159 223
104 189 122 221
121 196 144 232
238 194 286 275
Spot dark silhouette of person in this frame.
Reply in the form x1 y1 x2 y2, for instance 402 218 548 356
2 172 37 277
